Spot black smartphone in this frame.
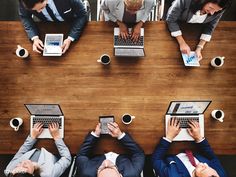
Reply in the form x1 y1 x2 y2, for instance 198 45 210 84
99 115 115 134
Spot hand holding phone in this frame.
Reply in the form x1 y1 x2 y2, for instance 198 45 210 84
99 116 115 134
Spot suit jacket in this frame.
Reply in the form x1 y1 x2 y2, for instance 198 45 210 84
18 0 88 40
152 138 228 177
76 133 145 177
101 0 156 23
4 136 71 177
166 0 225 39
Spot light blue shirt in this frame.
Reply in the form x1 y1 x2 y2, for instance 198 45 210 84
42 0 64 21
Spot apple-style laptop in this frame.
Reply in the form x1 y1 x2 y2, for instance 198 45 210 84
165 101 211 141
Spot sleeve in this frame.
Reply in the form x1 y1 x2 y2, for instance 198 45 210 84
119 133 145 176
18 1 39 39
166 0 186 37
101 0 118 22
68 0 88 40
4 136 37 176
140 0 157 23
50 139 72 177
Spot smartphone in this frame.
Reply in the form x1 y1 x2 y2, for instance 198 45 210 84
99 116 115 134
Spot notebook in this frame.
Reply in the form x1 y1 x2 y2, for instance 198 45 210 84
181 51 200 67
25 104 64 139
165 101 211 141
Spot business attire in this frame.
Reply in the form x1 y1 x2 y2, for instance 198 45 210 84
166 0 225 42
101 0 156 23
152 137 227 177
4 136 71 177
18 0 88 41
76 132 145 177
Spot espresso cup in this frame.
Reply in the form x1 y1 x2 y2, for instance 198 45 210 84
16 45 29 58
10 117 23 131
122 114 135 125
211 56 225 68
97 54 111 65
211 110 224 122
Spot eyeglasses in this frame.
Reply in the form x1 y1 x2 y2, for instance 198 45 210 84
97 164 122 177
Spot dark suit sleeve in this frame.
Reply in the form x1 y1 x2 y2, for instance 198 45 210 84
18 1 39 39
69 0 88 40
119 133 145 176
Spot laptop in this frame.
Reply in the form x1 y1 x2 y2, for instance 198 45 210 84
43 34 63 56
165 101 211 141
25 104 64 139
114 27 145 57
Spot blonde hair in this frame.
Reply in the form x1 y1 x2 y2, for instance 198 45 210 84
124 0 144 9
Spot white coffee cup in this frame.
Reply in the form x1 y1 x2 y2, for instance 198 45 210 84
97 54 111 65
122 114 135 125
211 110 224 122
211 56 225 68
16 45 29 58
10 117 23 131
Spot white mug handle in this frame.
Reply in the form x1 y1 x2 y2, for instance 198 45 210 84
14 126 19 131
131 116 135 119
97 59 101 62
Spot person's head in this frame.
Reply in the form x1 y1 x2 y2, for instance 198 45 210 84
190 0 231 15
20 0 47 12
97 160 122 177
124 0 144 14
194 162 219 177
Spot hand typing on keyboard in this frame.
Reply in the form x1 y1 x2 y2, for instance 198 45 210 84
187 120 203 142
49 122 61 140
31 123 43 139
166 117 181 141
117 21 129 40
131 21 143 42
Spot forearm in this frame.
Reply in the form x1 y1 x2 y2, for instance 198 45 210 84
196 39 207 50
176 35 187 46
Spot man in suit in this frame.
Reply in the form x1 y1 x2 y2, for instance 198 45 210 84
76 122 145 177
152 118 227 177
4 122 71 177
19 0 88 54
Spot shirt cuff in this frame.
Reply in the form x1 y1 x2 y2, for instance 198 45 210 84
31 36 39 41
91 131 100 138
68 36 75 42
118 132 126 140
196 137 205 143
171 30 182 37
200 34 211 42
163 137 172 143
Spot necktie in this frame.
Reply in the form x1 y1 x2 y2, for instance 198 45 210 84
185 150 197 167
46 4 59 22
30 149 41 162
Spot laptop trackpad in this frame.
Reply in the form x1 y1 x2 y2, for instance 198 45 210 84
115 48 144 57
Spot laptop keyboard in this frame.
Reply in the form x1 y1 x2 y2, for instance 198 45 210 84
114 35 144 46
170 117 199 128
33 116 62 128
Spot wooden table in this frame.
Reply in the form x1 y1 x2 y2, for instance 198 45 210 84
0 21 235 155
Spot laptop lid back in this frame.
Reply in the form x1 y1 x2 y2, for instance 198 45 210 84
25 104 63 116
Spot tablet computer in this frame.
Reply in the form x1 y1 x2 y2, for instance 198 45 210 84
43 34 63 56
99 115 115 134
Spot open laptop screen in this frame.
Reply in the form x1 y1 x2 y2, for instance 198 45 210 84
25 104 63 116
167 101 211 115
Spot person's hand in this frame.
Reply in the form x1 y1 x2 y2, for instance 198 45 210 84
179 42 191 56
94 123 101 137
31 123 43 139
107 122 123 138
117 21 128 40
187 120 203 142
33 38 44 54
61 38 72 54
49 122 60 140
131 22 142 42
166 117 181 141
195 48 203 61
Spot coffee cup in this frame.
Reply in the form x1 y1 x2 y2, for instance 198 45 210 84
10 117 23 131
211 110 224 122
16 45 29 58
122 114 135 125
211 56 225 68
97 54 111 65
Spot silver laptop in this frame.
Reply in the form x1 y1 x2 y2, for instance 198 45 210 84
114 27 145 57
25 104 64 139
165 101 211 141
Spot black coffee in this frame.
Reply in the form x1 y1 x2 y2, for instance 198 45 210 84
123 115 131 123
19 49 25 56
12 119 19 126
215 111 222 119
214 58 221 66
101 55 110 64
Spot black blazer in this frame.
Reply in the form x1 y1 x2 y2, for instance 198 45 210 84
76 133 145 177
18 0 88 40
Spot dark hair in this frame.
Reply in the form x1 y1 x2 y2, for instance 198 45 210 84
190 0 232 14
20 0 45 9
8 170 41 177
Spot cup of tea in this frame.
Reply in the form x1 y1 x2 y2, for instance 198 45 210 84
97 54 111 65
211 56 225 68
211 110 224 122
16 45 29 58
10 117 23 131
122 114 135 125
